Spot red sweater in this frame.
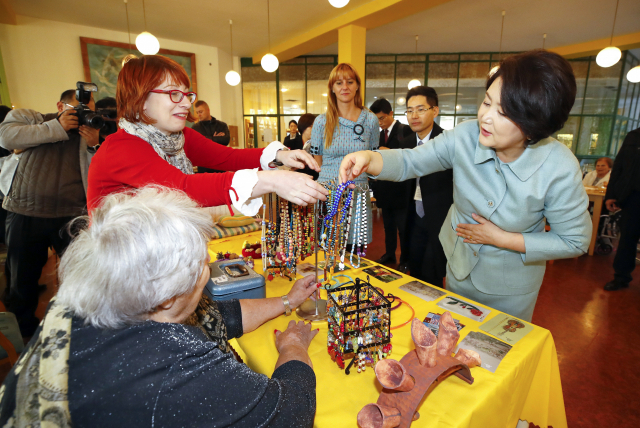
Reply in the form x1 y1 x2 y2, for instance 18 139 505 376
87 127 264 212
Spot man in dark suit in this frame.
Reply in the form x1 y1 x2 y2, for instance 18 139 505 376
603 126 640 291
370 98 413 269
400 86 453 287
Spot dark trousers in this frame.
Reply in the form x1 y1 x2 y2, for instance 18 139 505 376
381 206 410 263
5 212 74 336
408 212 447 288
613 191 640 284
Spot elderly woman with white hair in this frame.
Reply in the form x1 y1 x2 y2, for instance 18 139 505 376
0 186 319 427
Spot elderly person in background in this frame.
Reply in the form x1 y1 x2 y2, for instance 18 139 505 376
0 186 319 427
582 157 612 187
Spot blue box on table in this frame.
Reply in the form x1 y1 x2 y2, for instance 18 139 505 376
204 259 266 301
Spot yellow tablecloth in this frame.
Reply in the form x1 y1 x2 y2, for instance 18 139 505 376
209 231 567 428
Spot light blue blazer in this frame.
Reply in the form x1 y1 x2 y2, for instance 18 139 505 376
374 119 591 296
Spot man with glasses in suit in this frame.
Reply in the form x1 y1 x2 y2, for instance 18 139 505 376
400 86 453 288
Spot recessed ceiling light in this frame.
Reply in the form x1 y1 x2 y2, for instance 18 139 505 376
322 93 327 97
307 101 314 104
281 88 288 92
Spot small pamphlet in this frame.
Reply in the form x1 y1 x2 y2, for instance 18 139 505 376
455 331 512 373
399 280 446 302
436 296 491 322
362 266 403 283
479 314 533 345
422 312 465 337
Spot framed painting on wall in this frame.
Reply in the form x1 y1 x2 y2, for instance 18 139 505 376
79 37 197 102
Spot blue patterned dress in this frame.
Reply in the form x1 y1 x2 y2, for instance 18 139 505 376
310 108 379 243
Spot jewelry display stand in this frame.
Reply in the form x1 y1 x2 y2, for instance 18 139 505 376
298 202 328 321
357 316 479 428
327 277 392 373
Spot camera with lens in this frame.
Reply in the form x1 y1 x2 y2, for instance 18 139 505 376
73 81 104 130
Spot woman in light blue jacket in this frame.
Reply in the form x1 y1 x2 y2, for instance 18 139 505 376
339 50 591 321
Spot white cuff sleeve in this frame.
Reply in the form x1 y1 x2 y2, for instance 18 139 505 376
260 141 286 170
230 168 262 216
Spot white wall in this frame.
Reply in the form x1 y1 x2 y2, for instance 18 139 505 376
0 15 241 135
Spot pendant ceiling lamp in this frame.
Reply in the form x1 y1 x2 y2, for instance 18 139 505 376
329 0 350 8
596 0 621 68
628 66 640 83
136 0 160 55
122 0 137 66
489 10 506 77
225 20 241 86
261 0 279 73
408 35 421 89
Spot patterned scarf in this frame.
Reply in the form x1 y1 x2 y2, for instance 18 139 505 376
119 118 194 174
0 295 233 427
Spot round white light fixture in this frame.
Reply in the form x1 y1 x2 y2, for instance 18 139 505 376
596 46 621 68
225 70 241 86
408 79 421 90
489 65 499 77
261 53 279 72
396 97 406 106
329 0 350 8
135 31 159 54
626 65 640 83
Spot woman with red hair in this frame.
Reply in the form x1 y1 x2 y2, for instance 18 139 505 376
88 55 327 213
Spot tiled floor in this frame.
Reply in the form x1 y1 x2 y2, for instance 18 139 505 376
2 209 639 427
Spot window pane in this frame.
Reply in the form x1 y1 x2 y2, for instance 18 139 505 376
429 54 458 61
576 116 613 156
629 83 640 121
617 59 631 116
307 64 334 114
436 115 455 130
582 59 622 114
395 62 426 114
307 56 335 63
242 67 276 115
427 62 458 114
570 61 589 114
244 117 255 148
256 116 279 148
455 116 475 126
367 55 395 62
457 62 490 115
365 63 395 110
461 54 490 61
279 65 305 115
553 116 581 152
397 55 426 62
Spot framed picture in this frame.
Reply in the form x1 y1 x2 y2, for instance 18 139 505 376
79 37 197 102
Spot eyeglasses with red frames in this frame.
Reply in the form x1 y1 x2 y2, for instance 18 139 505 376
148 89 197 104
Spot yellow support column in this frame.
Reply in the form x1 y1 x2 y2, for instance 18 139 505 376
338 25 367 98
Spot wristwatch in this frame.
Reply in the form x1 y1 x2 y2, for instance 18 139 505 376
281 295 292 316
268 147 289 168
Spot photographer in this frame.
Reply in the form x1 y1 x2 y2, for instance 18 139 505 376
0 89 99 337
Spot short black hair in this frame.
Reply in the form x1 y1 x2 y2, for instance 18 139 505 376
60 89 75 103
369 98 392 115
0 105 11 123
288 119 298 127
194 100 208 108
406 86 438 107
297 114 317 136
95 97 116 109
486 49 576 145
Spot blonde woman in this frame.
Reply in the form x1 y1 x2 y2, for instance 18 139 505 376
310 63 379 243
